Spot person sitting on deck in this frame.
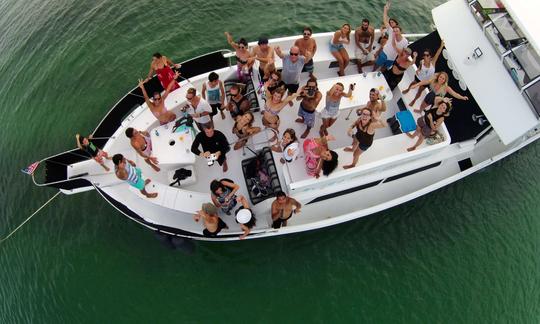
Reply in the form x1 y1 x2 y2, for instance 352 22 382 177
410 72 468 112
224 32 254 83
304 135 339 179
145 52 181 91
343 108 387 169
184 87 213 130
372 3 408 72
235 197 256 240
357 88 387 119
330 23 352 76
355 19 376 71
138 74 178 125
274 45 312 106
112 154 157 198
193 202 229 237
403 40 445 106
382 47 417 90
210 179 244 215
271 191 302 229
320 82 354 137
75 134 111 171
191 124 230 172
232 111 261 150
226 84 250 119
251 36 274 82
201 72 226 120
407 97 452 151
124 127 160 172
294 26 317 77
295 76 323 139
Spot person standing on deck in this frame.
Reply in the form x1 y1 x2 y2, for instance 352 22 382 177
191 124 230 172
372 3 408 72
295 76 322 139
124 127 160 172
343 108 387 169
145 52 181 91
193 202 229 237
294 27 317 77
201 72 226 120
251 37 275 82
355 19 376 71
184 87 213 130
113 154 158 198
274 45 312 106
271 191 302 229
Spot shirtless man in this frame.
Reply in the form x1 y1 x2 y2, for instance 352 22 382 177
251 37 274 82
193 202 229 237
125 127 160 172
271 191 302 229
355 19 375 71
295 76 323 138
294 27 317 77
138 73 178 125
112 154 157 198
355 88 387 119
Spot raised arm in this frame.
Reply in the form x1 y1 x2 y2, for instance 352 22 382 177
411 77 432 89
222 180 239 200
447 86 468 101
274 46 284 59
224 32 239 50
382 3 390 28
138 79 152 107
432 40 445 66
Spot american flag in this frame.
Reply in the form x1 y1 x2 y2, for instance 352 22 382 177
21 161 40 175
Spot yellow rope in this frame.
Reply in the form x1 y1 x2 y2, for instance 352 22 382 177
0 191 61 245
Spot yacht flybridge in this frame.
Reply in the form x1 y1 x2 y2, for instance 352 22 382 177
32 0 540 241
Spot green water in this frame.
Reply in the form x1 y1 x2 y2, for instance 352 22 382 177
1 0 540 322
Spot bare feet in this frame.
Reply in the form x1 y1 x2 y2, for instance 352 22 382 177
145 179 151 185
220 111 226 120
406 132 415 138
301 129 310 139
295 117 304 123
146 192 158 198
234 141 246 150
407 147 416 152
344 147 354 152
101 164 110 172
343 164 355 169
280 158 285 164
413 108 421 113
403 89 410 94
149 163 160 172
223 161 229 172
409 100 417 107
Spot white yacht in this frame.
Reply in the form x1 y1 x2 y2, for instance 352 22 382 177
31 0 540 241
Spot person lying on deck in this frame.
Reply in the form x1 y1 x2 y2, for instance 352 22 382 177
138 73 178 125
125 127 160 172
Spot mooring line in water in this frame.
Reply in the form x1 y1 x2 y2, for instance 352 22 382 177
0 191 61 245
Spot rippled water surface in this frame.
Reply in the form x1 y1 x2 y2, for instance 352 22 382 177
1 0 539 322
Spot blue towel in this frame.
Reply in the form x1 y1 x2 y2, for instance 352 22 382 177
395 110 416 133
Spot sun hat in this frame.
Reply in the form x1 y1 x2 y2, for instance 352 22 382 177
235 208 252 224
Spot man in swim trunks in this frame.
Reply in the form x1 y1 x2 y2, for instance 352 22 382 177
294 27 317 77
193 202 229 237
113 154 158 198
355 19 375 71
138 76 177 125
355 88 386 119
295 76 322 138
251 37 274 82
271 191 302 229
275 45 313 106
125 127 160 172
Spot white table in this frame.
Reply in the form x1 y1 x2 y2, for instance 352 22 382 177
150 120 196 166
315 73 393 113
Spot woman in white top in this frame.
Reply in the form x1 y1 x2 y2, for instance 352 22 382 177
330 24 352 76
403 40 444 107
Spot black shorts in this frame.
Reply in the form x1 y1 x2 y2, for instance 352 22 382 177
210 103 222 116
202 218 228 237
271 212 293 229
285 83 299 94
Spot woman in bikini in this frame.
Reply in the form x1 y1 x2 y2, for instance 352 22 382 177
382 47 417 90
403 40 444 106
262 85 299 141
320 82 354 136
138 74 178 125
407 97 452 151
343 108 387 169
304 135 339 178
225 32 254 82
411 71 468 112
232 112 261 150
330 24 352 76
146 52 180 91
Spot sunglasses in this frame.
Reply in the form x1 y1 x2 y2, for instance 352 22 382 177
361 113 372 117
153 97 161 101
423 53 431 57
290 52 299 56
303 32 311 36
238 45 246 49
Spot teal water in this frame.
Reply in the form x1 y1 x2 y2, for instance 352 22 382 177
1 0 540 322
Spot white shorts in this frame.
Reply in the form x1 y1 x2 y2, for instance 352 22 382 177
355 43 375 63
320 108 340 119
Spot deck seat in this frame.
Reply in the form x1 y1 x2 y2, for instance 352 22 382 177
241 146 282 205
